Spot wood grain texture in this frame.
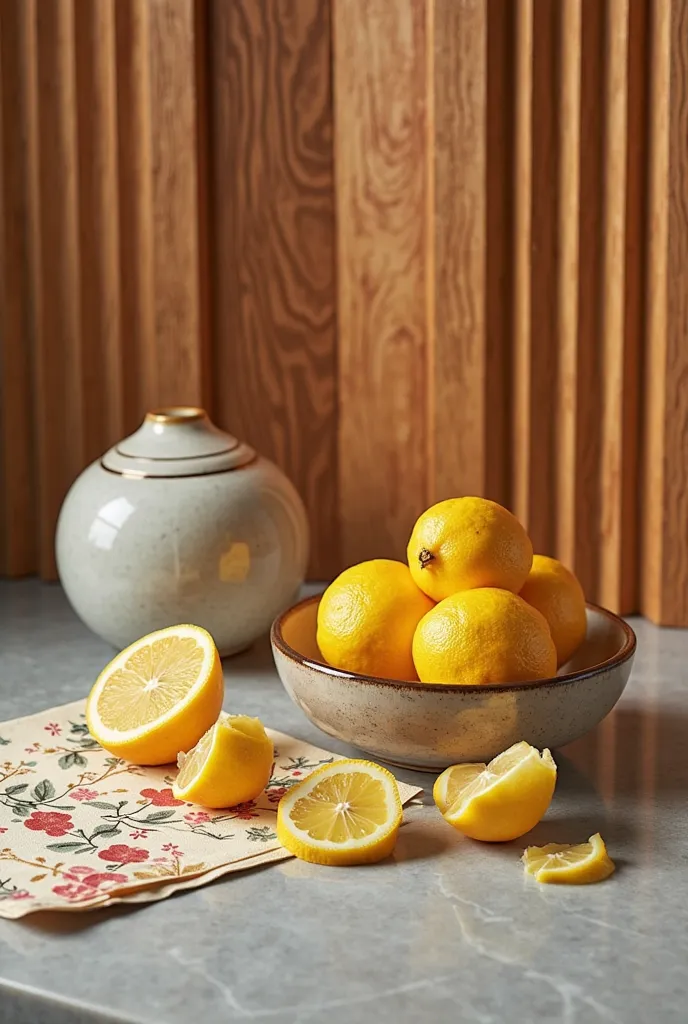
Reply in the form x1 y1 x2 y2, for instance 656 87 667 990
513 0 560 554
212 0 336 577
598 0 630 612
642 0 688 625
74 0 122 462
149 0 206 407
567 0 606 598
432 0 489 502
335 0 428 565
35 0 83 577
554 0 582 572
115 0 156 425
0 0 38 575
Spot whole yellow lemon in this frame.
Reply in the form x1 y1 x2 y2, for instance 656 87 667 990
519 555 587 667
317 560 434 680
407 497 533 602
412 588 556 686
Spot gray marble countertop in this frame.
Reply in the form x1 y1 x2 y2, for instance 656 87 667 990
0 581 686 1024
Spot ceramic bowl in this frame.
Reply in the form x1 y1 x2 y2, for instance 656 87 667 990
271 595 636 771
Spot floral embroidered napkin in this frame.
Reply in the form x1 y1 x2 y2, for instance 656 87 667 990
0 701 421 918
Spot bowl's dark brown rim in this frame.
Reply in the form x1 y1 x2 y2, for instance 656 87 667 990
270 594 637 694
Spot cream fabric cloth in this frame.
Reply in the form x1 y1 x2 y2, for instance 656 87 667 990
0 700 421 918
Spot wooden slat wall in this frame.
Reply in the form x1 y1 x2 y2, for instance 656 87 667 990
1 0 687 624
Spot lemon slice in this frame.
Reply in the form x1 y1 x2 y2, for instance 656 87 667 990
86 624 224 765
522 833 615 884
433 763 485 814
276 759 403 865
173 712 274 807
441 741 557 842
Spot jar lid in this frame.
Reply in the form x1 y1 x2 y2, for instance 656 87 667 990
101 408 255 477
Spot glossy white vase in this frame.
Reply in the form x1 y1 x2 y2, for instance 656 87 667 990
56 407 309 655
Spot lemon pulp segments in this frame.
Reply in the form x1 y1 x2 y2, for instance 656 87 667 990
97 635 205 730
432 763 485 814
291 771 390 842
277 760 402 865
522 833 615 884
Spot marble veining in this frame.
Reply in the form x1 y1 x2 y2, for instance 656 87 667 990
0 581 687 1024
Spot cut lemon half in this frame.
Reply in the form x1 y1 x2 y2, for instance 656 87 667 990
86 624 224 765
522 833 615 884
441 741 557 842
276 759 403 865
173 712 274 807
433 763 485 814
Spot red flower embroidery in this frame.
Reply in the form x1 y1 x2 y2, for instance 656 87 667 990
44 722 61 736
139 787 184 807
184 811 211 824
267 787 288 804
24 811 73 837
129 829 150 840
69 788 99 802
232 802 259 820
52 868 128 902
98 844 149 865
0 827 7 834
161 843 183 856
11 890 32 901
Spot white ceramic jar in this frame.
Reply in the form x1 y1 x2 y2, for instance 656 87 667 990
56 408 309 655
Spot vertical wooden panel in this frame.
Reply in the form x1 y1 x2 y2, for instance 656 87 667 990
335 0 428 565
0 0 38 575
149 0 206 406
74 0 123 462
554 0 582 571
212 0 336 577
567 0 606 597
512 0 533 535
115 0 155 426
432 0 488 501
598 0 630 611
35 0 83 577
642 0 688 625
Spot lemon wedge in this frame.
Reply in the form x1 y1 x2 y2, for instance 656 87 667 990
86 624 224 765
276 759 403 865
522 833 615 884
173 712 274 807
440 741 557 842
433 763 485 814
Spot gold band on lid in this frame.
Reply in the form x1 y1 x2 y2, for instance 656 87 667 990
146 407 206 424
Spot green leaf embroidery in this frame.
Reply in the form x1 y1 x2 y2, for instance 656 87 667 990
91 824 122 839
104 757 122 767
69 721 90 735
246 826 276 843
0 736 10 746
50 804 75 811
31 779 56 802
86 801 117 810
24 761 37 767
45 842 93 853
141 809 176 823
4 783 29 796
11 804 32 817
58 752 88 770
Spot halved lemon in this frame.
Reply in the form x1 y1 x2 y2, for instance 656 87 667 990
440 741 557 842
86 625 224 765
173 712 274 807
522 833 615 884
276 759 403 865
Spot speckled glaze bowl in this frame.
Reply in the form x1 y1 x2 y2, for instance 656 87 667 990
271 595 636 771
56 408 308 656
